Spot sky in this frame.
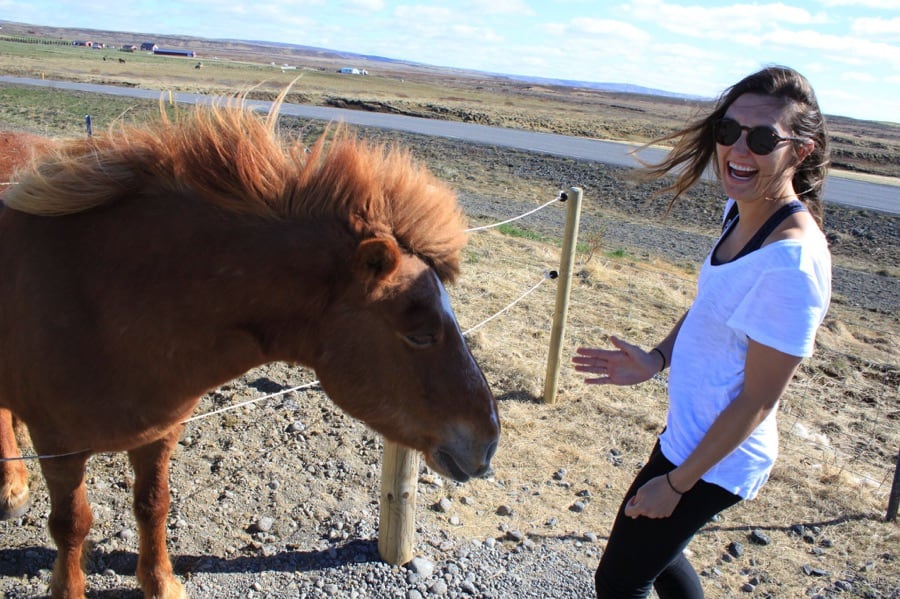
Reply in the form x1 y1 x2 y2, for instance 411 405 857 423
2 0 899 123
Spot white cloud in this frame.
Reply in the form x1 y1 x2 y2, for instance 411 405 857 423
842 71 877 82
545 17 651 43
343 0 386 11
821 0 900 8
450 24 504 43
623 0 826 39
393 4 455 21
852 16 900 38
466 0 536 16
764 28 900 68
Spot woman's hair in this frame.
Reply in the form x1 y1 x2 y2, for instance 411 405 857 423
637 65 830 228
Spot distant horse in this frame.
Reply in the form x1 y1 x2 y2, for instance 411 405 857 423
0 103 499 598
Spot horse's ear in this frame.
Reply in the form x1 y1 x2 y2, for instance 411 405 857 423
353 238 401 291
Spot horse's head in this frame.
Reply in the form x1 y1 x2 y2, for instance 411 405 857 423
313 237 499 482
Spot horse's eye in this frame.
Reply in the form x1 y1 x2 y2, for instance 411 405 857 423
404 334 436 349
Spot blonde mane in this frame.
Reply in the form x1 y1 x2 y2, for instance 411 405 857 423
4 103 467 280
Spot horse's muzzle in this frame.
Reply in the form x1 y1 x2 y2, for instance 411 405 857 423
429 438 497 483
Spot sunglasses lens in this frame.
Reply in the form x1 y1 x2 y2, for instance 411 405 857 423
746 127 779 155
714 119 741 145
715 118 786 155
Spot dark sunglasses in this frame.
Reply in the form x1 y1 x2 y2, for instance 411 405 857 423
713 117 802 155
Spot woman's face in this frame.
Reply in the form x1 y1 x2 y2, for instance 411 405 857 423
716 93 806 205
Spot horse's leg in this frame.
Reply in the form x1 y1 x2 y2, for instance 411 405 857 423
0 408 31 519
39 451 93 598
128 426 186 599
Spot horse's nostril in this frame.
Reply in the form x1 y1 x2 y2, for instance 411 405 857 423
484 439 498 463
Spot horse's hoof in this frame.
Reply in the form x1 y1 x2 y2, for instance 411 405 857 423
0 489 31 520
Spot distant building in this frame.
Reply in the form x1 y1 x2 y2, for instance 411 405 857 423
338 67 367 75
154 48 197 58
72 40 94 47
120 44 138 52
140 42 158 51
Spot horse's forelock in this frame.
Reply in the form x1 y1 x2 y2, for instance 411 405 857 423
284 126 466 281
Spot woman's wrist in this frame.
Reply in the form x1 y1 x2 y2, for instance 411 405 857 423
666 468 695 495
665 471 685 495
650 347 667 372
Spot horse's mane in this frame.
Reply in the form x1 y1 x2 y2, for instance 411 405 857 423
4 101 467 281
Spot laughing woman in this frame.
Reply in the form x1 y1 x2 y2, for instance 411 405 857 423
572 66 832 598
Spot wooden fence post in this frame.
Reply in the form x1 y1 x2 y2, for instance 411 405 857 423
543 186 583 404
886 447 900 522
378 440 419 564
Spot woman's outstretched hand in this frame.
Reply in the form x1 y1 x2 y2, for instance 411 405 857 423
572 336 661 386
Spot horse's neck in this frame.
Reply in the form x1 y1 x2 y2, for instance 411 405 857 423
171 215 347 362
91 197 348 377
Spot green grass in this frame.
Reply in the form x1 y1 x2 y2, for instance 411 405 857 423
0 84 170 136
496 223 548 243
605 248 630 258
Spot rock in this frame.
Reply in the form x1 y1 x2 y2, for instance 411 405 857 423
428 579 448 595
835 580 853 591
254 516 274 533
802 564 828 576
408 557 435 578
506 530 524 542
569 501 586 513
749 530 770 545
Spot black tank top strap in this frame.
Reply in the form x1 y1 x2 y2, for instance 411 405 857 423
730 201 806 262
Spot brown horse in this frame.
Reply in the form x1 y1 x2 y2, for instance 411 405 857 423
0 105 499 598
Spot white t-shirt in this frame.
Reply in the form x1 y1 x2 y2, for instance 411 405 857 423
659 201 831 499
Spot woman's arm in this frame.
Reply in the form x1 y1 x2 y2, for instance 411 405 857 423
624 338 803 519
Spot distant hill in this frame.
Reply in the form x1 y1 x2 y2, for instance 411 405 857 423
496 74 705 100
225 38 701 101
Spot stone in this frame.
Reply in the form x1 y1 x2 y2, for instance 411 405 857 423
408 557 435 579
749 530 770 545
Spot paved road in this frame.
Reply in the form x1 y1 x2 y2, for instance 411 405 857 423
2 75 897 215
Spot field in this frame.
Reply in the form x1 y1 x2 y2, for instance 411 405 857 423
0 22 898 598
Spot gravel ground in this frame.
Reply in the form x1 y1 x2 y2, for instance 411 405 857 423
1 137 896 599
1 371 597 599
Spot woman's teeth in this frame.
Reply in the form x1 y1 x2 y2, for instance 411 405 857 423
728 162 757 180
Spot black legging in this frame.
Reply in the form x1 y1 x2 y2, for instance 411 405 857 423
595 441 742 598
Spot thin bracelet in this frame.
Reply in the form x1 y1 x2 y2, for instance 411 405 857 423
650 347 667 371
666 471 685 495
